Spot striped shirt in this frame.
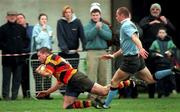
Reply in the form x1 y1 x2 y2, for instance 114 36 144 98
45 54 77 84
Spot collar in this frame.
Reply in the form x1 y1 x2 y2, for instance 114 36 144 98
61 14 77 23
45 54 53 64
120 18 131 24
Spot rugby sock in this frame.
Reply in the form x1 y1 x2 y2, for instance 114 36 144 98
104 87 118 107
118 81 124 89
66 100 91 109
154 69 172 80
123 80 131 87
118 80 133 89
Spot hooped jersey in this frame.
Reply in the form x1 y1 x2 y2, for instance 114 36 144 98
44 54 77 84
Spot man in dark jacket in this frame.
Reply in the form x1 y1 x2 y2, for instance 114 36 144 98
56 5 86 68
0 11 29 100
16 13 33 99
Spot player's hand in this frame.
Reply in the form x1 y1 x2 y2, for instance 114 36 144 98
36 91 48 98
36 64 45 73
101 54 114 60
139 48 149 59
156 53 164 57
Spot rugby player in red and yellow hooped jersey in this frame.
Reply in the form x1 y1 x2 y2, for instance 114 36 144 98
35 47 109 109
45 53 77 85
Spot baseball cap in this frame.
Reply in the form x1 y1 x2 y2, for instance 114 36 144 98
7 11 18 16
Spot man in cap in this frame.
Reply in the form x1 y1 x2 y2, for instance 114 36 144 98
0 11 29 100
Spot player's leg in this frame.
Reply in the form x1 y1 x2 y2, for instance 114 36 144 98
63 95 77 109
64 90 98 109
64 72 99 109
103 69 130 108
90 83 109 96
154 69 172 79
138 56 180 83
63 87 93 109
138 66 178 84
137 67 156 84
64 95 98 109
102 55 142 108
118 79 135 89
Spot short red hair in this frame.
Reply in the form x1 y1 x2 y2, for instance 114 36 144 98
62 5 73 17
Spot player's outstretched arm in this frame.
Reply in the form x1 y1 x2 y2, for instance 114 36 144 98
101 49 122 60
131 33 149 59
37 81 63 98
101 54 115 60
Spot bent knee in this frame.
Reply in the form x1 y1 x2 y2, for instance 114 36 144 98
146 80 156 84
144 77 156 84
101 90 108 96
63 105 67 109
63 103 71 109
110 80 118 88
101 87 109 96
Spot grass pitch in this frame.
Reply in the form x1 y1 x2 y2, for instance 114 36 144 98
1 93 180 112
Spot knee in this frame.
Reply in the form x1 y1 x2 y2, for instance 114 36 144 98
110 80 118 87
64 104 72 109
63 103 70 109
101 89 108 96
146 79 156 84
63 105 67 109
101 86 109 96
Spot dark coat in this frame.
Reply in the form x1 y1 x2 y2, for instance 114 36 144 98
0 21 29 65
56 18 86 53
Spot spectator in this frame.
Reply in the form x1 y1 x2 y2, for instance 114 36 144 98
139 3 176 98
0 11 29 100
16 13 33 98
56 5 86 95
149 27 177 98
84 3 112 99
31 13 54 100
56 5 86 68
84 2 112 98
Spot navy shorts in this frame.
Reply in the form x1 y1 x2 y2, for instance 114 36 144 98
120 55 146 74
65 71 94 97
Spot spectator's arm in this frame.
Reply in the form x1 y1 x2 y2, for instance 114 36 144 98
56 20 68 52
77 19 86 50
84 24 98 41
98 23 112 40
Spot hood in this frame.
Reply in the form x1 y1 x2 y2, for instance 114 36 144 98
61 14 77 23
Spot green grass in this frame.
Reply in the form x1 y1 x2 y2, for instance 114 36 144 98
1 93 180 112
